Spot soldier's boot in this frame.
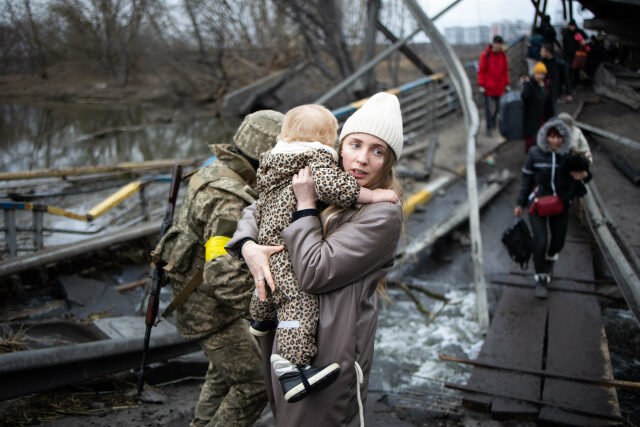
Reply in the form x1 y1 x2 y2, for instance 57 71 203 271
534 273 550 299
249 319 277 337
271 354 340 403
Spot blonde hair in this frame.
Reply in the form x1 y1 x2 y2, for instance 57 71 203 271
277 104 338 148
320 138 404 302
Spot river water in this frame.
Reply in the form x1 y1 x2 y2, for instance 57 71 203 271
0 103 239 172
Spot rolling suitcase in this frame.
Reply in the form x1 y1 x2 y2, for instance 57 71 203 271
498 90 524 140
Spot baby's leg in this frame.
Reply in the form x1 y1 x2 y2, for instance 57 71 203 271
249 292 276 322
270 250 319 366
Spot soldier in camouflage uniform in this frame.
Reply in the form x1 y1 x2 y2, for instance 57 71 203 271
152 110 284 427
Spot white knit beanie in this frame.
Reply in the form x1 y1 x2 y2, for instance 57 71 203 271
339 92 404 161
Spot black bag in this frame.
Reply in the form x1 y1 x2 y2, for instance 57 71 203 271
501 219 532 270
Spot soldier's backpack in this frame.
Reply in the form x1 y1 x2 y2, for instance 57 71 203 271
501 219 532 270
152 163 256 317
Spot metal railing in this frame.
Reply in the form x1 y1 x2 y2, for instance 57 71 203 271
332 72 461 144
0 175 171 257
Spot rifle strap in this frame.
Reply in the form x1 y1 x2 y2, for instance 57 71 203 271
162 271 203 318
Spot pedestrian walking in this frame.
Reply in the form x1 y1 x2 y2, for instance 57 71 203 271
539 14 557 47
540 43 573 116
477 35 510 137
521 61 551 154
514 118 591 298
562 19 588 87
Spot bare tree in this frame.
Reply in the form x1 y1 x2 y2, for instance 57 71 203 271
24 0 48 77
273 0 358 81
183 0 207 61
361 0 381 92
121 0 148 84
3 0 49 77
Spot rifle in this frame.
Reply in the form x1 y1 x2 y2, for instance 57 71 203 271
137 164 183 395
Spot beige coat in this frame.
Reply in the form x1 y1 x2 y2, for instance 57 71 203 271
227 200 403 426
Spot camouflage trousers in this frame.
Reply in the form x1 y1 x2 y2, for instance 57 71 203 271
190 318 267 427
249 250 319 366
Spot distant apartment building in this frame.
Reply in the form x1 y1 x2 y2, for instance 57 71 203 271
445 20 529 45
491 20 530 42
445 25 490 45
444 26 466 45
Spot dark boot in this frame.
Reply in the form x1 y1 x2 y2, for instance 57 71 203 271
249 319 277 336
546 253 558 277
534 274 550 299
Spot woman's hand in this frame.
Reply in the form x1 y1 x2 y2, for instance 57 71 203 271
241 241 284 301
292 166 318 210
569 170 588 180
514 206 524 217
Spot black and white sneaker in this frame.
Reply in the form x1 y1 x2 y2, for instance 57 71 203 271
279 364 340 403
249 320 277 336
270 354 340 403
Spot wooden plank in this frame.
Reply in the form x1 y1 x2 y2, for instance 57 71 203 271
450 382 627 423
115 278 148 293
540 292 621 425
463 287 546 416
440 353 640 390
489 272 595 294
551 241 594 281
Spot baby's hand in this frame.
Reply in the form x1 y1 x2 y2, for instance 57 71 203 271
370 188 398 203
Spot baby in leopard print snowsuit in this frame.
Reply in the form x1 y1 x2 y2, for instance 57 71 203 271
251 104 397 401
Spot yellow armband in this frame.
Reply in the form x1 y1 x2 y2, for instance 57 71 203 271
205 236 231 261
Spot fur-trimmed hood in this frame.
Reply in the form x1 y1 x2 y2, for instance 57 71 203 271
536 117 572 154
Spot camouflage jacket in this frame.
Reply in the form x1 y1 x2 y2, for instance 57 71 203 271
152 144 257 339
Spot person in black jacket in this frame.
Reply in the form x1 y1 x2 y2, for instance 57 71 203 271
540 15 557 48
521 62 551 154
562 19 588 86
540 43 572 116
514 118 591 298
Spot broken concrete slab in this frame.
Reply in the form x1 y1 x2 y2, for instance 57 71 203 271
57 275 136 318
93 315 176 339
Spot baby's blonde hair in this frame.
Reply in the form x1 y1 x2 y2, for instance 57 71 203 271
278 104 338 148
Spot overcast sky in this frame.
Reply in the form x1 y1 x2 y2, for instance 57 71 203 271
416 0 594 30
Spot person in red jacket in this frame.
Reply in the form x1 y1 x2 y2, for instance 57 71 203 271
478 35 510 137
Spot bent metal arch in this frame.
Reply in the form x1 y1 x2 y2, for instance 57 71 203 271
403 0 489 330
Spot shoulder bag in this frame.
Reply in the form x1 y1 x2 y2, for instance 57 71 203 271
528 152 564 217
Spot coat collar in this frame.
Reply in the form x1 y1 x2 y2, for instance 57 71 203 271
208 144 257 186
